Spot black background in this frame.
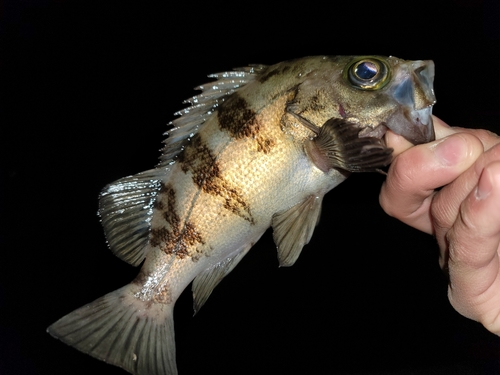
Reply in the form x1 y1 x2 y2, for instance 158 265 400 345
3 1 500 374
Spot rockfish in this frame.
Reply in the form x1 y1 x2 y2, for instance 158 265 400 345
48 56 436 374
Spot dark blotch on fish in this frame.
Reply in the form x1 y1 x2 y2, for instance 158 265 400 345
258 64 292 83
150 184 204 259
181 135 255 224
218 93 259 138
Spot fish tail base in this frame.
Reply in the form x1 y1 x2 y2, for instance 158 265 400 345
47 284 177 375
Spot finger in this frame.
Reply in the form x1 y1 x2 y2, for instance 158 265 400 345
446 161 500 332
386 115 500 155
432 116 456 139
432 143 500 257
384 130 413 158
458 127 500 151
433 115 500 150
380 133 484 234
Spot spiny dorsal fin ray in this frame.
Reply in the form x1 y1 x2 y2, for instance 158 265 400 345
99 64 268 264
192 243 252 314
157 65 268 168
272 195 324 267
99 168 169 266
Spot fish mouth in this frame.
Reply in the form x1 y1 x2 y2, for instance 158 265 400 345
383 59 436 145
384 106 435 144
408 106 435 143
357 106 435 147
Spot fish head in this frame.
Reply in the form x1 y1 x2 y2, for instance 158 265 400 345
334 55 436 144
288 56 436 145
282 56 436 172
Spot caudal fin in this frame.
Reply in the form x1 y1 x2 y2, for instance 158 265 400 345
47 284 177 375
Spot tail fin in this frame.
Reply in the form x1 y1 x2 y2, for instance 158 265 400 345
47 284 177 375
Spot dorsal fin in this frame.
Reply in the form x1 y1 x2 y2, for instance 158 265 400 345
98 65 267 265
157 65 268 168
99 168 169 266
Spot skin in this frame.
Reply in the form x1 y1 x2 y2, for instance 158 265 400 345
380 115 500 335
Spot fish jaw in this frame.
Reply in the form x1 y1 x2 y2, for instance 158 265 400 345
384 106 434 145
384 58 436 144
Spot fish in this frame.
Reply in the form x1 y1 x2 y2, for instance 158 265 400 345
47 55 436 375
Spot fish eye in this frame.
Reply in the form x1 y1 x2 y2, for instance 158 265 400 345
346 57 390 90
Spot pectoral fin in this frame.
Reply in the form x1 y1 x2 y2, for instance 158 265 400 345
306 118 393 173
309 118 393 173
192 244 252 314
272 195 323 267
288 108 393 174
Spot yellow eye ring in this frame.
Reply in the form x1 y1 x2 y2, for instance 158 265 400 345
345 57 390 90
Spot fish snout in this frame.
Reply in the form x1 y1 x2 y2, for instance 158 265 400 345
385 59 436 144
411 60 436 110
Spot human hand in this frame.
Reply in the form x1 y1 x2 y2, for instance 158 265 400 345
380 116 500 335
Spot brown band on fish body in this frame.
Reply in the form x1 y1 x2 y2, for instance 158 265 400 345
150 226 169 248
217 91 278 154
180 134 255 224
294 88 339 126
161 221 204 260
217 93 260 139
153 198 164 210
150 183 205 260
257 58 314 84
160 183 177 221
258 64 292 83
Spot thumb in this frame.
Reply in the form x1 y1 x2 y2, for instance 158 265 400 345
380 133 483 233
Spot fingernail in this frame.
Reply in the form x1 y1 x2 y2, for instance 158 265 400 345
434 135 467 166
475 168 492 200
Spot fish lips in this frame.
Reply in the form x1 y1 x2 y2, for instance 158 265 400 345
385 59 436 145
385 106 435 145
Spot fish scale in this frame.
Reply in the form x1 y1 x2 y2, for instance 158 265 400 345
48 55 436 375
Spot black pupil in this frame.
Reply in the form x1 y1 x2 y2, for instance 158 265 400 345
355 61 378 80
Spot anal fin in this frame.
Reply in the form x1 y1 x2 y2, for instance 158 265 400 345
192 244 252 314
272 195 323 267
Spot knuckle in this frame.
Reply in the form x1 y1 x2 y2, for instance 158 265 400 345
388 157 416 194
477 129 499 143
430 194 453 232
